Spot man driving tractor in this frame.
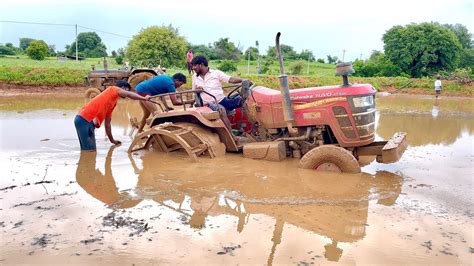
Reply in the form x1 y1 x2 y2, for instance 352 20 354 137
191 55 250 132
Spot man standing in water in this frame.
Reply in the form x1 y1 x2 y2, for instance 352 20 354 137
434 76 442 98
74 81 151 151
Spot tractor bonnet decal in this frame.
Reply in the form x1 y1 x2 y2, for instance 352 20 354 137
291 91 347 101
294 97 346 110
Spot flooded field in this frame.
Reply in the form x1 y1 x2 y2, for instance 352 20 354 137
0 94 473 264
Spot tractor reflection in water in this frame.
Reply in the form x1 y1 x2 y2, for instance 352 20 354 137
75 148 404 263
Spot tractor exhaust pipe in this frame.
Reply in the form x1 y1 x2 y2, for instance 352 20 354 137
275 32 297 136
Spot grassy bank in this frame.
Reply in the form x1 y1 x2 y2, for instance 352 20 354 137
0 56 472 96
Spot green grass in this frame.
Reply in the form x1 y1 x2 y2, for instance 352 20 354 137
0 55 121 70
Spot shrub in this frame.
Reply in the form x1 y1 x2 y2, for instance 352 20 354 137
261 57 275 74
115 55 124 65
217 60 237 72
26 40 49 60
289 61 305 75
0 45 16 55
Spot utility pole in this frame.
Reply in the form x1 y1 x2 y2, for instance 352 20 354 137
306 53 311 74
75 24 78 61
247 51 250 74
256 40 260 75
342 49 346 62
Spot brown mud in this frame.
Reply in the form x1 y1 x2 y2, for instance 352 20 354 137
0 93 473 264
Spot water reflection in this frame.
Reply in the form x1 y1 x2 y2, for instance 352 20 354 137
431 98 439 119
376 97 474 146
76 148 403 262
75 147 142 208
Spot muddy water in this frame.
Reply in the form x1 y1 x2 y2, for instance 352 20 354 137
0 94 472 264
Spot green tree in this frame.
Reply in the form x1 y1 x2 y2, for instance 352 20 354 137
442 23 472 49
126 25 187 67
459 48 474 69
19 38 36 51
213 38 241 60
189 44 216 60
298 49 314 61
48 45 56 56
267 44 297 59
244 47 259 60
67 32 107 58
0 45 16 55
326 55 339 64
26 40 49 60
383 23 462 77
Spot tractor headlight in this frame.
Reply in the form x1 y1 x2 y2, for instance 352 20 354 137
352 95 374 108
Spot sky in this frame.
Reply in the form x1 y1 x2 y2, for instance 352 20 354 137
1 0 473 61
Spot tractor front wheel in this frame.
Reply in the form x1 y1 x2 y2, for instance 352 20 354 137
299 145 361 173
84 87 101 101
128 72 155 91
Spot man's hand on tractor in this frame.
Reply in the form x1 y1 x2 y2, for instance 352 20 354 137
241 79 252 101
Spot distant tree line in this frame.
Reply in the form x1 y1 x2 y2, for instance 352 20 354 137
353 23 473 78
1 22 471 78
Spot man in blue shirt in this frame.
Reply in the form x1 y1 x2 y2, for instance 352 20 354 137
136 73 193 133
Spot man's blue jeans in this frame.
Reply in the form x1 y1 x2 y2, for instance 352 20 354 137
74 115 96 150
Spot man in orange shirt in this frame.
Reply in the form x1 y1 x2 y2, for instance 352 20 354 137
74 81 151 150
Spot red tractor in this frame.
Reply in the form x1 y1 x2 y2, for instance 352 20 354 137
128 33 407 173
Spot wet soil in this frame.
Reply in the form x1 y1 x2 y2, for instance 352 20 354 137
0 93 473 264
0 82 85 96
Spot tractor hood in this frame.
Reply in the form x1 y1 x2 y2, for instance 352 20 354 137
247 84 377 130
250 84 376 105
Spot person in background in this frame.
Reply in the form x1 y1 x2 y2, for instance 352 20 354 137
135 73 194 133
74 81 151 151
186 49 194 75
434 76 442 98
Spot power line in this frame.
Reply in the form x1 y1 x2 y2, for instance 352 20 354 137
0 20 131 39
77 25 131 39
0 20 74 27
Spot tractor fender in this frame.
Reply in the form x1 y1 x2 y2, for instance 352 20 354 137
149 110 239 152
130 69 158 76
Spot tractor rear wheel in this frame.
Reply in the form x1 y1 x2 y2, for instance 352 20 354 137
128 72 155 91
299 145 361 173
84 87 101 101
128 122 226 160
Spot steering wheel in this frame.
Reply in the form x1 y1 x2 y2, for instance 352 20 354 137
227 84 242 99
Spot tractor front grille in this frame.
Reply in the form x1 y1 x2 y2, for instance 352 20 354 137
333 95 376 140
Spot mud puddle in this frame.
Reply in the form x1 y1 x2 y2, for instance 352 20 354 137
0 94 473 264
